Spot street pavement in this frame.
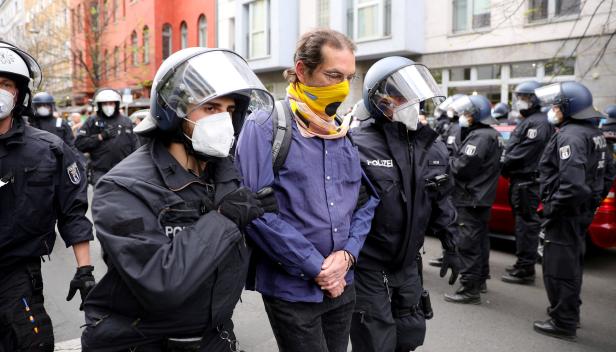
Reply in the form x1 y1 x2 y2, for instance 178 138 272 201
46 190 616 351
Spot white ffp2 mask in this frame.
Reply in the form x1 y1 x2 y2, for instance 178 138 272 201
0 89 16 120
185 112 235 158
392 105 420 131
36 106 51 117
102 105 115 117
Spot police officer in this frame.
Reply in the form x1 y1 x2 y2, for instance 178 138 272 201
501 81 555 284
491 102 510 125
75 88 137 184
350 57 461 351
433 94 465 152
600 105 616 158
0 42 95 351
81 48 278 351
31 92 74 147
444 94 503 304
532 82 615 340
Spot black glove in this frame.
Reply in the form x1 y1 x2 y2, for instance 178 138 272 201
100 129 112 140
256 187 278 213
66 265 96 310
542 203 555 218
439 250 461 285
355 184 370 210
219 187 264 228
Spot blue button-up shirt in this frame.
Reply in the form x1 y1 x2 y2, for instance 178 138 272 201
235 109 378 303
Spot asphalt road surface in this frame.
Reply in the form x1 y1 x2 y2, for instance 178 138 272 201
45 192 616 351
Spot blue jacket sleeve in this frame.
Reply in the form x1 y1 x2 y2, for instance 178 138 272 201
344 170 378 260
235 113 324 279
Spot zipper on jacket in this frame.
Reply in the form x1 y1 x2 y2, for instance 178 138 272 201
382 271 392 302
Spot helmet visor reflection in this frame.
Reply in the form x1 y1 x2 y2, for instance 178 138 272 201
534 83 562 106
370 65 444 117
157 50 273 118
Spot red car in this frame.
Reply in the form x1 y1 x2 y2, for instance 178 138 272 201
489 125 616 249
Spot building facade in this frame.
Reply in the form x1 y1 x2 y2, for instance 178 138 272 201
218 0 615 112
0 0 26 48
70 0 216 104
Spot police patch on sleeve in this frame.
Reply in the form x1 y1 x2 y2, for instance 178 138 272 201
526 128 537 139
464 144 476 156
67 162 81 184
559 145 571 160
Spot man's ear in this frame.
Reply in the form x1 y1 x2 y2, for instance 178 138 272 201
295 60 306 82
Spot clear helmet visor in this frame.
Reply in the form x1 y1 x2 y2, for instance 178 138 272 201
450 95 476 116
157 50 273 118
534 83 562 106
370 64 444 118
434 95 457 116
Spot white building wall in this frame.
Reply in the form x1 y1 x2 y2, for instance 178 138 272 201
0 0 26 45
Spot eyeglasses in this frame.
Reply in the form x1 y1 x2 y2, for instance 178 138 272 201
322 71 358 84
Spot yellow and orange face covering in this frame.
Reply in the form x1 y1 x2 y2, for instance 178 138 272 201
287 80 352 139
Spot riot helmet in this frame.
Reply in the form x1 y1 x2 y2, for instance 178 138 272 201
32 92 55 118
491 102 510 122
603 105 616 125
450 95 494 126
512 80 541 117
534 81 598 120
434 94 465 119
93 88 121 118
362 56 444 130
0 41 42 119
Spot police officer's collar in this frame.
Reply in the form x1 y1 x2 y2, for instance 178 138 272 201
150 139 209 191
0 116 26 145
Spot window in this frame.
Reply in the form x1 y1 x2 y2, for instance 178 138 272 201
123 43 127 71
180 21 188 49
452 0 490 33
198 15 207 47
431 69 443 84
114 46 119 77
77 4 82 31
476 64 500 80
450 67 471 81
228 17 235 51
317 0 330 27
112 0 117 22
247 0 269 58
527 0 580 22
528 0 548 21
545 57 575 76
162 23 172 59
347 0 391 40
143 26 150 64
510 62 537 78
556 0 580 16
131 30 138 66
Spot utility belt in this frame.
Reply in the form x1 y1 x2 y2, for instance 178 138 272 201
510 172 539 184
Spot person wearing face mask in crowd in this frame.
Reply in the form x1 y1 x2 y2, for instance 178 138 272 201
432 94 465 153
532 82 615 341
443 94 503 305
235 29 378 352
80 48 278 352
75 88 137 185
348 57 462 352
600 105 616 160
31 92 75 147
500 81 555 285
0 41 95 351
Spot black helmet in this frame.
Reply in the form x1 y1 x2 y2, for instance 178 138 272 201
535 81 599 120
137 47 273 135
32 92 55 118
362 56 444 119
491 102 509 119
603 105 616 125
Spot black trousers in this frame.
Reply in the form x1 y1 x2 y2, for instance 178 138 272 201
543 210 594 331
0 260 54 352
457 206 492 286
509 178 541 269
262 285 355 352
350 266 425 352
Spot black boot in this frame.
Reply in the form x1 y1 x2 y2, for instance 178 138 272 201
445 283 480 305
428 256 443 267
501 268 535 284
533 319 576 341
479 281 487 293
505 264 518 273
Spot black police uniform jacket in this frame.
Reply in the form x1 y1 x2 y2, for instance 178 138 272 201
75 112 137 172
539 119 616 217
82 139 248 350
31 115 75 148
0 117 93 269
502 111 554 177
451 124 504 207
352 120 457 272
444 121 461 156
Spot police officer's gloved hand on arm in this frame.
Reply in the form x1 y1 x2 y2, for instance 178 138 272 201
440 249 461 285
218 187 278 228
355 183 370 210
99 128 113 141
66 265 96 310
